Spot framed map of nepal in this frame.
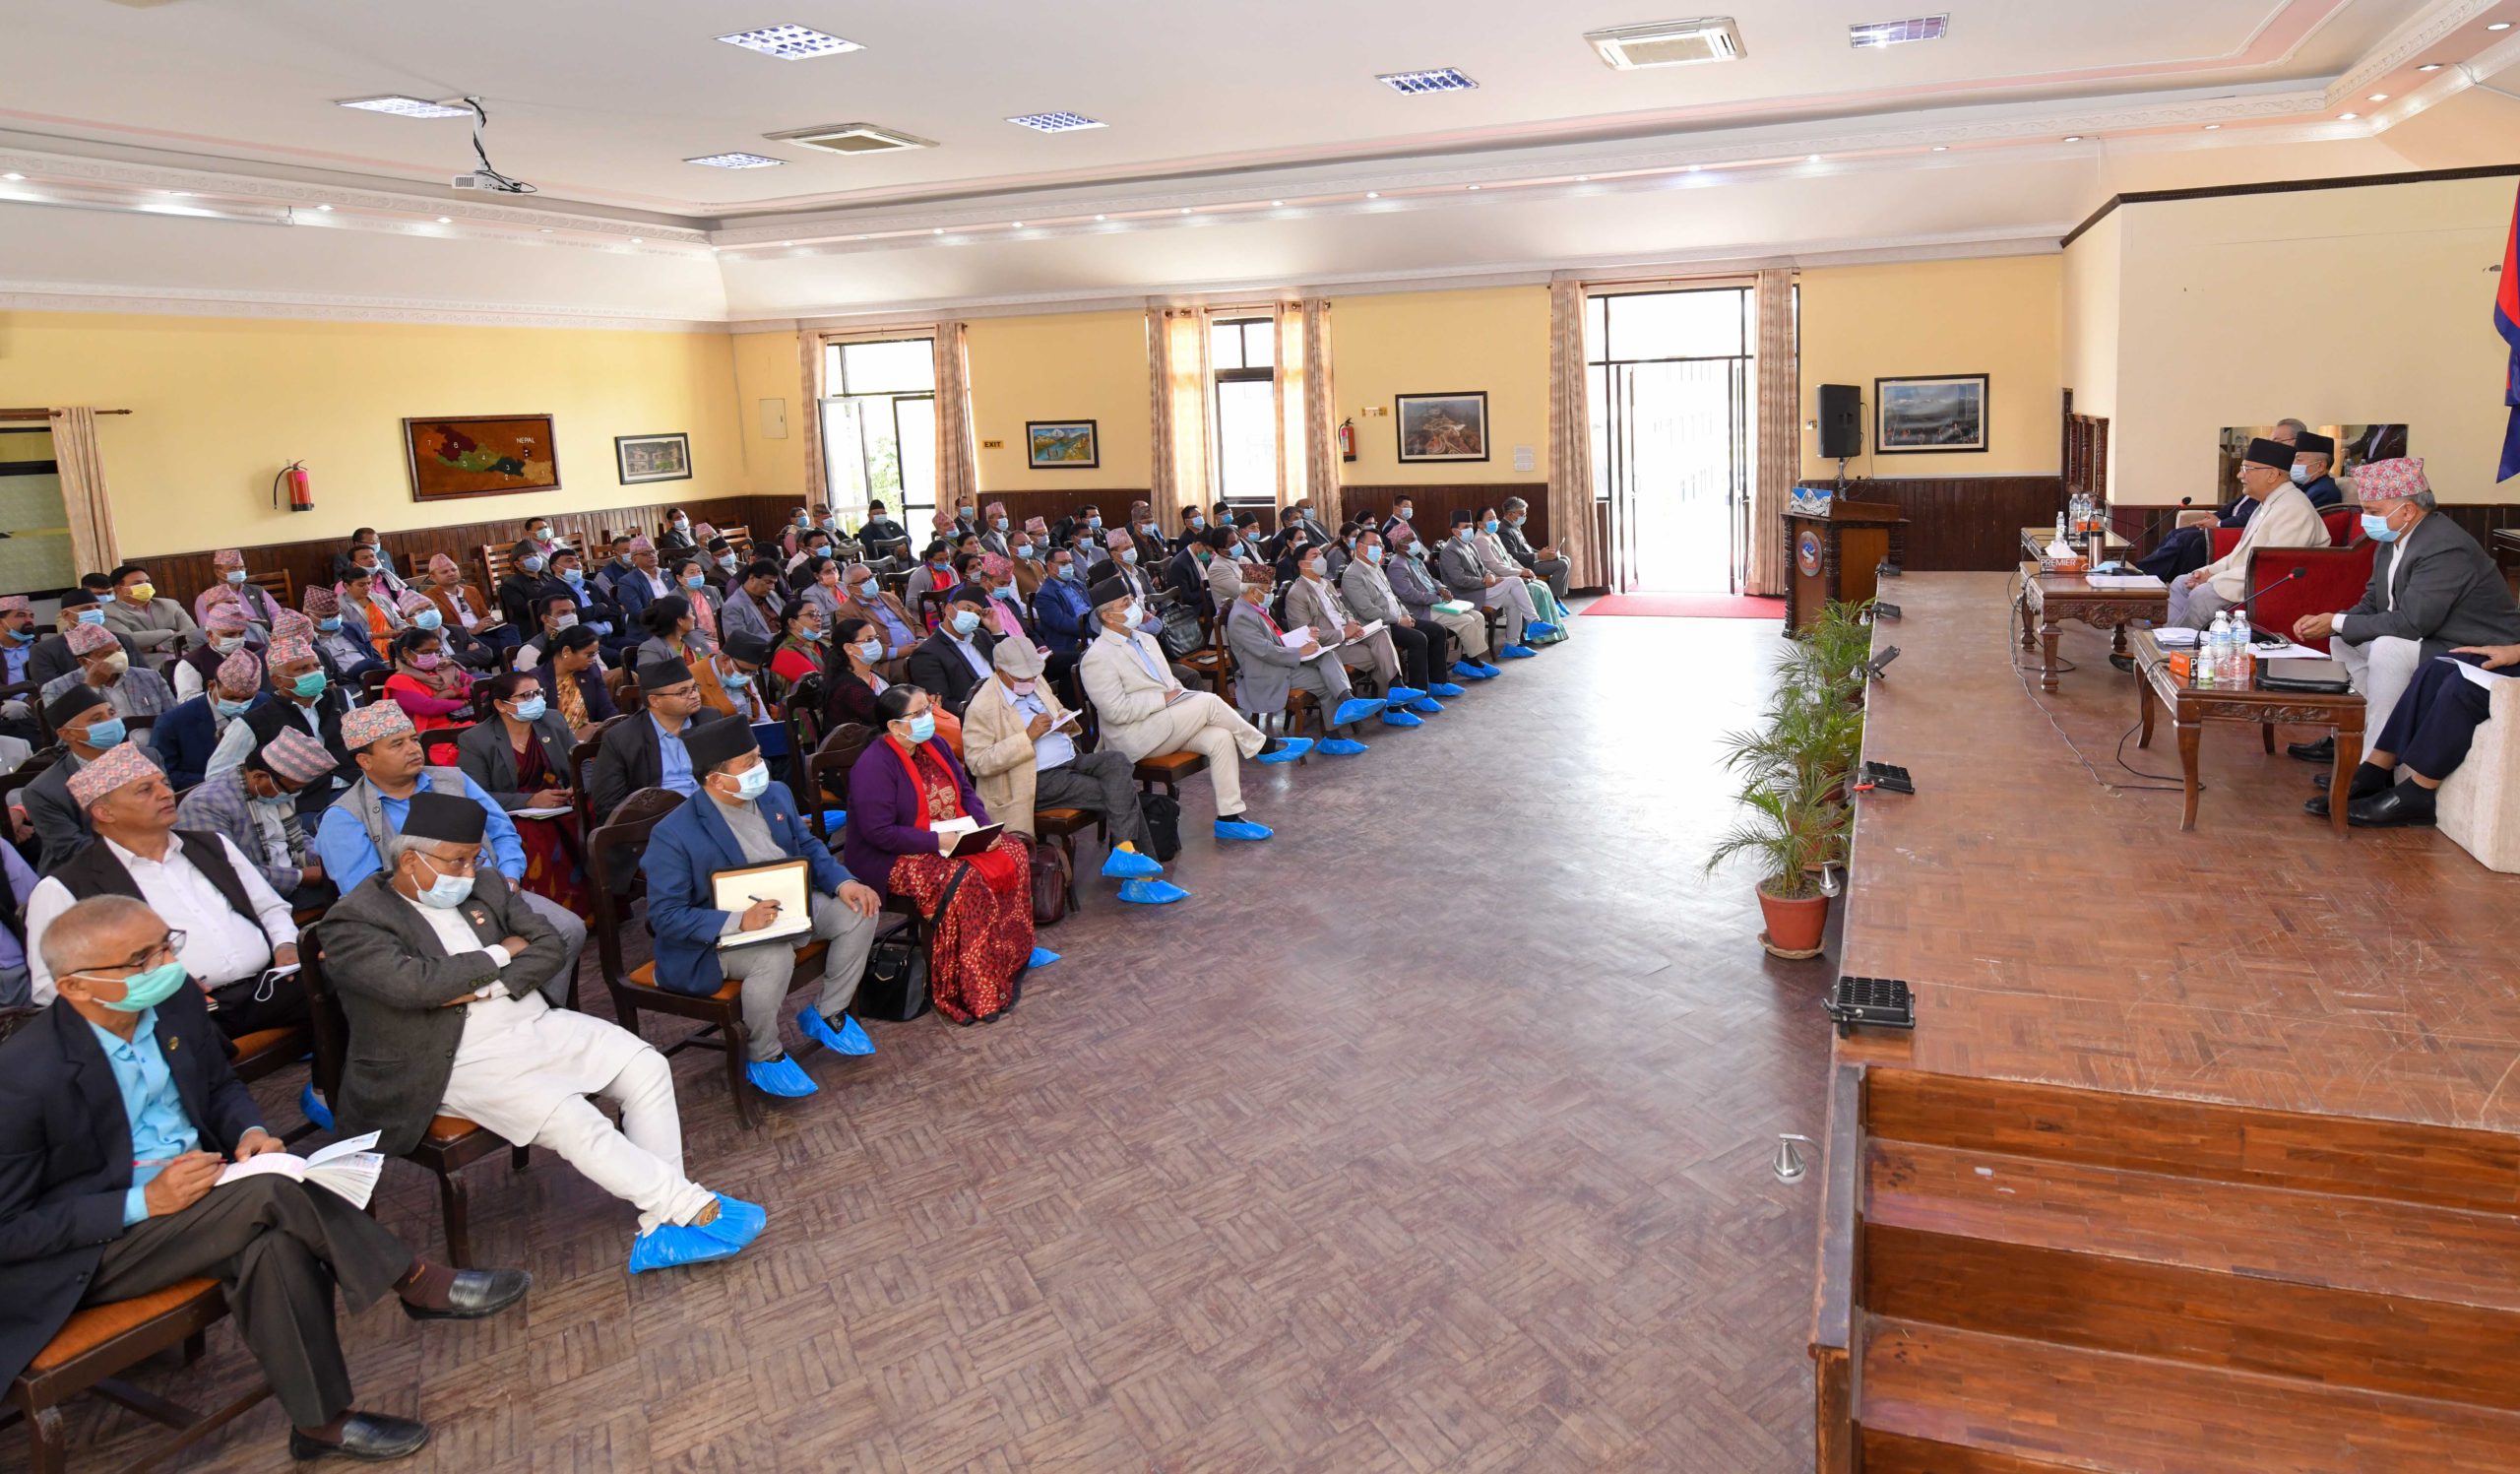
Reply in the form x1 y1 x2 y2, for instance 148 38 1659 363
404 415 560 501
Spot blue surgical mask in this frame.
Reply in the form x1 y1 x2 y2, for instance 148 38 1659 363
3 626 30 643
560 568 584 587
413 857 473 910
1189 517 1206 531
2290 464 2309 485
718 554 738 571
215 696 253 718
317 616 343 633
856 639 883 662
730 762 771 801
812 545 831 558
1483 519 1500 534
76 608 106 626
225 569 248 585
521 555 546 574
83 716 128 748
684 573 706 589
722 667 752 689
994 517 1009 532
904 712 936 744
1365 545 1384 563
1013 544 1033 560
1087 516 1102 530
1057 564 1079 582
510 694 547 723
2361 511 2400 543
951 609 980 636
292 671 329 699
93 959 189 1012
413 609 443 631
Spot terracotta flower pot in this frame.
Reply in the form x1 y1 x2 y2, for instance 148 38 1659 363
1757 883 1830 958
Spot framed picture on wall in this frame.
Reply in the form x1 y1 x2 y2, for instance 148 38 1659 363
403 415 562 501
1027 419 1101 470
615 431 692 484
1396 392 1489 464
1873 374 1988 454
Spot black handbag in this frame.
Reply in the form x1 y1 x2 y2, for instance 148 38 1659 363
855 864 970 1022
1139 793 1182 864
1157 601 1205 660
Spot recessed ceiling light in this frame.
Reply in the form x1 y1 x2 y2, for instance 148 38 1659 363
2339 111 2359 119
1575 175 1590 181
2491 21 2513 30
538 227 552 233
1010 222 1024 227
1376 67 1479 95
717 25 860 59
1006 111 1105 133
1094 214 1106 221
2063 135 2083 143
782 240 794 246
0 172 22 181
629 237 643 244
336 95 472 119
932 227 944 234
1272 199 1285 206
435 216 452 224
2204 123 2222 130
1365 191 1380 199
1807 154 1822 162
1589 18 1746 68
2419 62 2444 71
1848 14 1947 48
1180 207 1193 214
2367 93 2389 101
685 152 785 169
315 203 334 211
1684 163 1700 171
1929 145 1949 152
1467 183 1480 190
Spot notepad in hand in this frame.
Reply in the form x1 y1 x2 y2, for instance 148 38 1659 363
1346 619 1386 644
1278 627 1312 651
712 858 814 949
943 822 1005 859
219 1130 386 1209
511 804 572 819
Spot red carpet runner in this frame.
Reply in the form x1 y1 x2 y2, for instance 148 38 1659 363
1578 593 1786 619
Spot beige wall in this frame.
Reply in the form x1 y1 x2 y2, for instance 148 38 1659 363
1796 254 2063 480
0 310 750 557
965 310 1153 492
1329 286 1551 485
730 328 810 507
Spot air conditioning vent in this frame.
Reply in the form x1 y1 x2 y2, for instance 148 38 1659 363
1850 14 1948 48
762 123 935 156
1586 18 1745 70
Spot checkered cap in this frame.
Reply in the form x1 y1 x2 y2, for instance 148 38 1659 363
67 741 158 808
268 634 314 667
397 589 436 615
1024 516 1048 535
271 610 313 641
0 595 30 615
216 650 261 693
978 552 1013 582
302 585 339 616
211 548 244 568
628 535 655 553
340 703 414 749
204 603 249 634
2355 457 2427 501
256 727 336 785
693 522 718 541
67 622 117 655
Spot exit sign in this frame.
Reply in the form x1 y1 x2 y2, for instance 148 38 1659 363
980 438 1005 449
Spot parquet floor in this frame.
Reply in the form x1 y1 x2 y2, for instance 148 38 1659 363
34 609 1836 1474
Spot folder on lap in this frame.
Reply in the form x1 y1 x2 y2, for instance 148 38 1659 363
712 858 813 949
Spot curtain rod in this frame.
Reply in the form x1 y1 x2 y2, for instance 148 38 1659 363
0 409 135 421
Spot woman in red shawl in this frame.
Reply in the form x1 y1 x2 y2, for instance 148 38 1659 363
844 683 1041 1023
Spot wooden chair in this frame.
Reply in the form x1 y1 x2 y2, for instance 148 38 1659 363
1071 687 1214 796
356 667 390 706
570 713 629 842
806 723 875 842
244 568 294 613
297 925 528 1267
5 1280 271 1474
478 545 517 598
586 788 846 1130
415 724 472 767
603 667 642 715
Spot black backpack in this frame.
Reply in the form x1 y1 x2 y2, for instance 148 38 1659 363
1140 793 1182 864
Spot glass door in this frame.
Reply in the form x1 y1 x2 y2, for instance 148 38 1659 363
1589 288 1756 594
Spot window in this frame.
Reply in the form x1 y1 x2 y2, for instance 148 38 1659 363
0 427 74 597
821 337 938 522
1211 315 1277 504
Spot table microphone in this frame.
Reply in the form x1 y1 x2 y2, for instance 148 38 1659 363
2235 565 2310 630
2133 497 2193 548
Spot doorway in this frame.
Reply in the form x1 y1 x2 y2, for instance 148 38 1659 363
1589 287 1757 594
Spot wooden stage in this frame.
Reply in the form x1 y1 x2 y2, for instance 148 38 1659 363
1834 571 2520 1132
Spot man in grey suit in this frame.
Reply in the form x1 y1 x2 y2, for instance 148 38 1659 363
2289 457 2520 762
323 792 767 1275
1435 510 1540 659
1218 570 1384 757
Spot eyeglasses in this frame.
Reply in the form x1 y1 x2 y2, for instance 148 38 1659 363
107 931 184 971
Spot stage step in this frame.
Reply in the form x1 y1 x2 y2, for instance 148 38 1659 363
1859 1319 2520 1474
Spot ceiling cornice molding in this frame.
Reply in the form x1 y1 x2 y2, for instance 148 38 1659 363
2331 0 2500 99
2368 25 2520 125
0 280 726 333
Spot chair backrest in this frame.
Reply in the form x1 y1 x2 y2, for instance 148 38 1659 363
0 746 63 807
2319 508 2360 545
583 786 686 986
295 922 348 1100
2244 541 2379 653
245 569 294 610
478 545 518 596
569 713 630 833
604 666 643 715
786 673 826 761
720 525 753 560
417 724 472 766
807 722 877 838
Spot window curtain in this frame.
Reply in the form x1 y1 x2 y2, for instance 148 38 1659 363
798 331 829 510
1748 269 1798 598
933 321 979 511
50 407 119 574
1147 307 1213 513
1273 298 1336 514
1544 283 1602 592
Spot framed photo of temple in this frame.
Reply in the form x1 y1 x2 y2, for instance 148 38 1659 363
403 415 561 501
1026 419 1101 470
615 431 692 485
1395 392 1489 464
1873 374 1988 455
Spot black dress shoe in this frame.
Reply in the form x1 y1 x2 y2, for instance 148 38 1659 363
2109 654 2135 673
289 1412 429 1462
2348 787 2437 828
2304 794 2331 819
2286 736 2335 764
401 1266 531 1321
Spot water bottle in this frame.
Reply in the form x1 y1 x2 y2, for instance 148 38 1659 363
2201 612 2228 686
2230 609 2252 683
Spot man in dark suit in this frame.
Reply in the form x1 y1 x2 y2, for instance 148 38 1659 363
323 794 764 1274
854 499 912 569
153 650 268 791
538 547 632 663
2289 457 2520 764
908 584 1000 715
586 657 722 824
208 634 356 816
0 894 528 1463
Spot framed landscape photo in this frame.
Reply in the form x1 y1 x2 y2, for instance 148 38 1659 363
403 415 561 501
615 431 692 485
1026 419 1100 470
1874 374 1989 455
1396 392 1489 464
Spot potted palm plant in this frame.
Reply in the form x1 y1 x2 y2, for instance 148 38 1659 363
1704 779 1845 957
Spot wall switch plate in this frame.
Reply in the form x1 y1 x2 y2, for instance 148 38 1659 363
758 399 788 439
1512 445 1536 473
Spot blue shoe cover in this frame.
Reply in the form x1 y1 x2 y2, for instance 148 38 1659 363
744 1054 819 1099
1117 877 1190 905
800 1009 874 1057
1027 946 1061 970
1101 845 1163 879
1450 662 1494 681
1214 818 1275 841
700 1194 767 1246
300 1084 335 1132
1408 697 1444 715
1318 737 1369 756
1524 621 1562 640
1476 662 1503 677
1253 737 1311 765
1383 685 1426 703
821 808 847 831
1331 697 1387 728
629 1221 747 1273
1427 682 1464 697
1380 709 1423 728
1498 645 1537 660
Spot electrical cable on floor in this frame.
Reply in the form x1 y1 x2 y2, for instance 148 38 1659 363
2003 572 2188 795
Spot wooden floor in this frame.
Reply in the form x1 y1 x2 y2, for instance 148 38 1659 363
1838 571 2520 1130
35 610 1839 1473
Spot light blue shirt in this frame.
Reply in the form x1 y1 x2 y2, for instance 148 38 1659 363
314 771 526 890
1006 685 1076 772
1123 632 1166 684
655 714 698 796
89 1008 201 1226
866 596 914 653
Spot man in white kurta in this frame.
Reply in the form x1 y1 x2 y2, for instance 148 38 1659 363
2168 435 2333 628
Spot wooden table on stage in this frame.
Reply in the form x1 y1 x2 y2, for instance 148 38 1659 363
2127 625 2364 833
2018 525 2131 563
2015 562 2169 693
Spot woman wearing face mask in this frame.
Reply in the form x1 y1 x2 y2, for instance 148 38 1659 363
382 628 475 733
905 540 958 633
530 623 616 741
772 601 828 688
662 555 723 653
397 588 498 674
794 554 849 627
846 684 1040 1025
455 671 590 920
824 617 965 753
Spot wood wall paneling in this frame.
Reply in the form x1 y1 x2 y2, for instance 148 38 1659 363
1796 476 2064 572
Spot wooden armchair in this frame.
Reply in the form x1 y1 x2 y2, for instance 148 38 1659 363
5 1280 270 1474
244 568 294 613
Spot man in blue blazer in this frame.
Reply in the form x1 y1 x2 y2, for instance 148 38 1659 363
641 718 883 1100
154 649 268 790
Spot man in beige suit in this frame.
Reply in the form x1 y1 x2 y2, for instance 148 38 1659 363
1284 546 1423 730
1078 575 1308 843
2168 435 2332 628
964 641 1186 904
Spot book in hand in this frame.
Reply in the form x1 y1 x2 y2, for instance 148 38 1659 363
218 1130 386 1209
511 804 573 819
711 858 814 949
942 822 1005 859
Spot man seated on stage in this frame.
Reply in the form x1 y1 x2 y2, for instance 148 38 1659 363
2305 643 2520 826
24 741 309 1043
315 705 587 1003
643 720 883 1098
1222 567 1385 757
2139 418 2307 582
178 727 338 910
2287 456 2520 765
1080 576 1307 842
965 639 1187 905
1341 528 1463 707
325 795 766 1274
21 685 165 872
1286 542 1426 727
2164 435 2329 629
1435 510 1543 659
0 895 530 1465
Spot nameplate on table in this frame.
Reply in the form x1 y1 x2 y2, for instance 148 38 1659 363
2084 574 2165 591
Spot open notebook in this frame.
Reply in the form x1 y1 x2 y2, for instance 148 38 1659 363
217 1130 385 1209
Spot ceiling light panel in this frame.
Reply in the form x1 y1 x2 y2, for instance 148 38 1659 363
1587 19 1744 69
1377 67 1480 95
1849 15 1948 48
686 152 786 168
1007 111 1106 133
763 122 935 154
717 25 861 59
336 95 472 118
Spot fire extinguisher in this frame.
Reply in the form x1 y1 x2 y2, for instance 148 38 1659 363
1337 417 1356 463
273 460 313 513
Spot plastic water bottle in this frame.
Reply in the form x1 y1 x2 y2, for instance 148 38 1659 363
2201 612 2228 686
2230 609 2252 684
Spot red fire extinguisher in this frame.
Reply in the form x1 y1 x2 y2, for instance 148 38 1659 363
273 460 312 513
1337 417 1356 463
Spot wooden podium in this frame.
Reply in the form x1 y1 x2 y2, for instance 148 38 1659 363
1784 497 1908 634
